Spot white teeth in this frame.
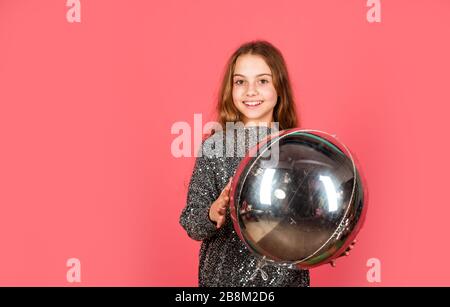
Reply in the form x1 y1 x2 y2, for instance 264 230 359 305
243 100 263 106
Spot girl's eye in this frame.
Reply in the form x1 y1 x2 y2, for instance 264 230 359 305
234 79 269 85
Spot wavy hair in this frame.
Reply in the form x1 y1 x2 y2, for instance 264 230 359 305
216 40 299 131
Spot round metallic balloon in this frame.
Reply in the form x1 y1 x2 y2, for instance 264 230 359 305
230 129 367 269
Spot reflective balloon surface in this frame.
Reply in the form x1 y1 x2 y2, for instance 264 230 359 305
230 129 367 269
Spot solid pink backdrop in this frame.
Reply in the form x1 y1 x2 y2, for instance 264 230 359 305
0 0 449 286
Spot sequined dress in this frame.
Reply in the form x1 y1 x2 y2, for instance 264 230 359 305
179 126 310 287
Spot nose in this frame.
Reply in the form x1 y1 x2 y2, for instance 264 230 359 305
246 82 258 96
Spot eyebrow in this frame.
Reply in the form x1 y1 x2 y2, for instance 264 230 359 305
232 73 272 78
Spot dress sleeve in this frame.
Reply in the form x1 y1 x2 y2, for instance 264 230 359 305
179 141 219 241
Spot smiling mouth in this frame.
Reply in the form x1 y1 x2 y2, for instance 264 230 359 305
243 100 263 107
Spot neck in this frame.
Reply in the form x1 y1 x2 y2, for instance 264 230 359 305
243 121 275 129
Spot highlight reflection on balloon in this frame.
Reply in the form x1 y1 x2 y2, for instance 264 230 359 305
230 129 367 269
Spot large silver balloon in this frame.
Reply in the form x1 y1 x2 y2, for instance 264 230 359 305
230 129 367 269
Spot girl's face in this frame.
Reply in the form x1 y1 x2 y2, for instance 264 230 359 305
232 54 278 126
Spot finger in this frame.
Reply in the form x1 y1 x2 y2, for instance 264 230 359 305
217 207 226 215
345 251 350 256
216 200 227 211
330 260 336 267
225 178 233 190
220 180 231 194
221 195 230 207
220 186 227 197
225 177 233 187
220 185 231 198
348 244 354 250
216 216 225 228
223 185 232 196
216 194 229 207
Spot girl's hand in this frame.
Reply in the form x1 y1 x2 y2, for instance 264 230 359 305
329 239 357 268
209 178 233 229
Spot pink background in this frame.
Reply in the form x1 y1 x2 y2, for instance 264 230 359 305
1 0 449 286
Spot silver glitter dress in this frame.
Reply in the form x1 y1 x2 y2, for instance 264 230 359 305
180 125 310 287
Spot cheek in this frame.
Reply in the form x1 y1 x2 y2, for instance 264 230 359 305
261 87 278 103
232 88 243 105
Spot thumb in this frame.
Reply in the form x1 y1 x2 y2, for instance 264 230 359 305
227 177 233 187
223 178 233 195
221 178 233 195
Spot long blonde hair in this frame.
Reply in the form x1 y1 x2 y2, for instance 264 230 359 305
216 40 299 131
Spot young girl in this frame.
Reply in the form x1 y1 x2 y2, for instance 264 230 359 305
179 40 310 287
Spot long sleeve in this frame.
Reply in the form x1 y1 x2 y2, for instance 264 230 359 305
179 142 219 241
179 127 310 286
